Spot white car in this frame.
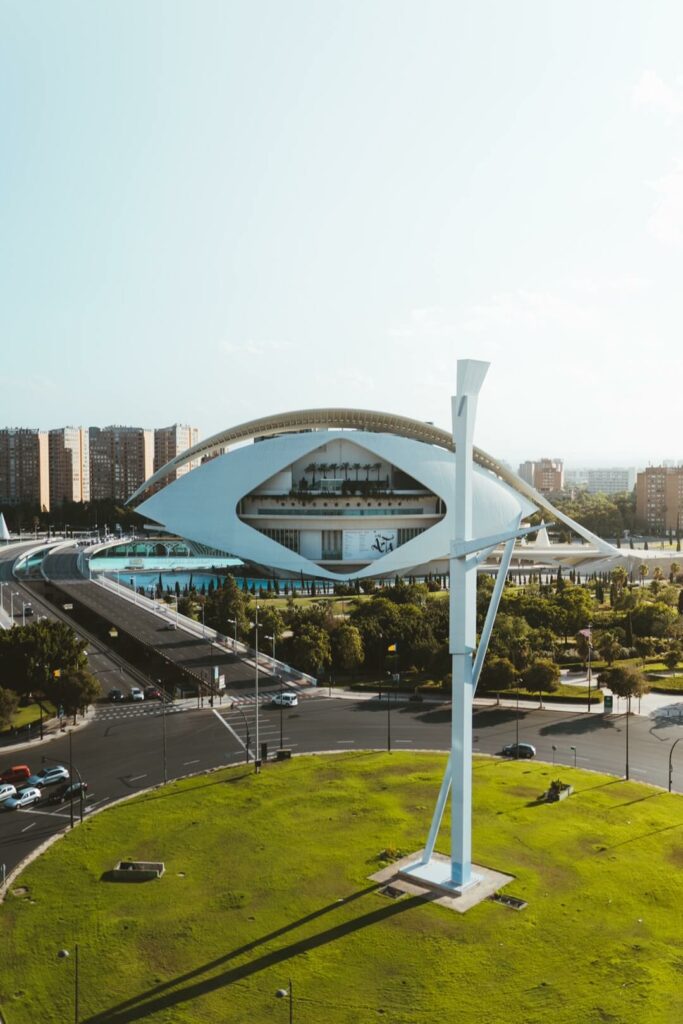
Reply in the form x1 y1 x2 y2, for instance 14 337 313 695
0 783 17 802
271 692 299 707
2 786 42 811
129 688 145 702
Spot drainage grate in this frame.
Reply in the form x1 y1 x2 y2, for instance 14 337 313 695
489 893 527 911
379 884 406 900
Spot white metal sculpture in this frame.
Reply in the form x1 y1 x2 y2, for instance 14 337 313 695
402 359 545 890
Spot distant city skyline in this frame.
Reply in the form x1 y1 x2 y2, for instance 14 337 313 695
2 3 682 465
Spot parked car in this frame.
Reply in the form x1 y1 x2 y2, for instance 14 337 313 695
271 691 299 707
0 765 31 786
2 786 42 810
129 687 145 702
108 688 126 703
501 743 536 759
46 780 88 805
0 783 17 802
162 622 177 631
27 765 70 788
144 686 163 701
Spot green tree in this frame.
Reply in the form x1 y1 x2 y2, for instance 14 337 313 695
53 668 101 721
0 687 19 730
478 657 518 694
638 564 649 587
332 624 364 676
286 625 332 677
0 619 88 697
597 632 622 667
663 645 681 678
522 658 560 706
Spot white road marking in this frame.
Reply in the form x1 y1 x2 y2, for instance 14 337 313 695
393 739 414 744
337 739 355 744
128 774 147 782
212 707 252 758
183 759 200 766
21 821 35 832
85 798 109 812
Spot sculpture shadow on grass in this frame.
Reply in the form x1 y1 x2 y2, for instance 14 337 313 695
83 886 431 1024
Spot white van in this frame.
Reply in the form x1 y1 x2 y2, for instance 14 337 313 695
271 691 299 707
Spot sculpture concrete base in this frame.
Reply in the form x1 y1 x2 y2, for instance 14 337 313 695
369 850 515 914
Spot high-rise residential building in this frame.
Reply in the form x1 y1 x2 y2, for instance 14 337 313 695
564 468 589 489
586 468 635 495
89 426 154 502
48 427 90 506
636 466 683 534
0 428 50 510
154 424 200 481
517 458 563 494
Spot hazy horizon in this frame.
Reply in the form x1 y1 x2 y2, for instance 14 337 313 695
2 2 682 467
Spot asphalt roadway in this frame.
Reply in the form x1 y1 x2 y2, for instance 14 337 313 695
1 690 681 882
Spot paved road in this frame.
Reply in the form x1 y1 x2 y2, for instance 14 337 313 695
1 692 681 882
37 549 278 697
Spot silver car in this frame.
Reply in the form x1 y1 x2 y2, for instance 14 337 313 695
2 786 42 810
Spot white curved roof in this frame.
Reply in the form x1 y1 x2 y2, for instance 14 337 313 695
136 428 540 581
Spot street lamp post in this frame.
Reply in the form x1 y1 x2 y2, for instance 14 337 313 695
0 581 7 613
387 677 394 753
668 737 681 792
625 695 631 780
275 979 293 1023
252 605 260 772
265 633 276 661
586 623 593 713
227 617 237 651
11 591 20 619
551 744 557 767
43 732 84 828
570 745 577 768
159 681 168 785
515 687 520 757
57 944 80 1024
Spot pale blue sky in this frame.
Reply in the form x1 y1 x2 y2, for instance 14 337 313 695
1 1 682 467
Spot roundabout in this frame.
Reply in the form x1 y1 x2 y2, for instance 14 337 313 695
0 752 681 1024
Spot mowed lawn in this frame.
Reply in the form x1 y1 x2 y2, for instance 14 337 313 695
1 753 682 1024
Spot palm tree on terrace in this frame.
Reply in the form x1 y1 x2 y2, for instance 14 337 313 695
363 463 372 481
319 462 329 480
374 462 382 482
340 462 350 480
352 463 361 482
305 463 317 486
638 563 649 587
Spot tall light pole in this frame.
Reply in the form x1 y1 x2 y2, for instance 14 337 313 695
159 680 168 785
0 581 7 613
57 944 79 1023
586 623 593 713
625 694 631 780
251 604 261 772
227 617 237 651
275 979 293 1023
570 745 577 768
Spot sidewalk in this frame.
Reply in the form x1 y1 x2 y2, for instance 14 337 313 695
0 707 94 756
